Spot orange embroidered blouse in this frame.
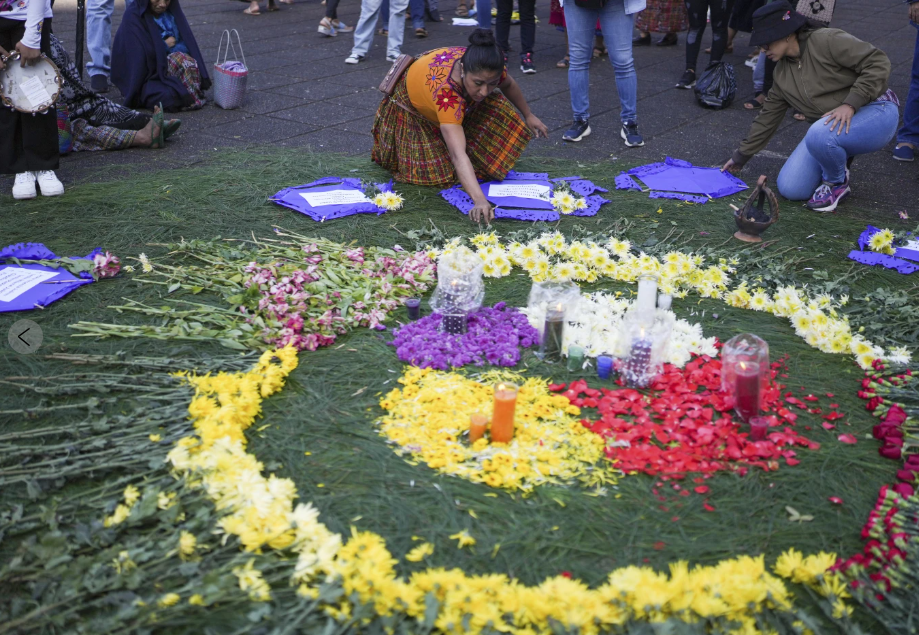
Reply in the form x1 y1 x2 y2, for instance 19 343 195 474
405 47 506 126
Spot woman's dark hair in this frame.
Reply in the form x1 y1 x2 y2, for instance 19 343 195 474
461 29 505 74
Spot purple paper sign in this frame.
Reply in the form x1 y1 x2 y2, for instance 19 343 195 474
625 157 748 200
271 177 395 222
848 250 919 275
440 176 611 222
0 264 89 312
615 174 642 191
649 191 710 204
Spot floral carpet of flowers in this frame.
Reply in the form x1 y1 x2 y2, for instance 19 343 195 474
566 355 822 478
132 347 861 635
390 303 539 370
240 241 435 351
442 232 907 370
376 367 610 492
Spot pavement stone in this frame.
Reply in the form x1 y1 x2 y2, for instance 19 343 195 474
6 0 917 215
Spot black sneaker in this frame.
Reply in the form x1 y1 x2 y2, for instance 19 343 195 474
563 119 591 142
90 74 109 93
620 122 644 147
520 52 536 74
675 68 696 89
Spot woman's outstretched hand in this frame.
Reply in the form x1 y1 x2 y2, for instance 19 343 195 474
469 199 494 224
526 114 549 139
721 158 740 174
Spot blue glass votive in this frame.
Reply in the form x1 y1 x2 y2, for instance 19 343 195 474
597 355 613 380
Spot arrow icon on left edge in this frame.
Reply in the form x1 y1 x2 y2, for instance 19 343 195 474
17 328 31 346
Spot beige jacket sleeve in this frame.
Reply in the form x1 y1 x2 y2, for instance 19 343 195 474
732 85 790 166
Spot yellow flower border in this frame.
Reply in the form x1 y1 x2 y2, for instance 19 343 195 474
113 345 857 633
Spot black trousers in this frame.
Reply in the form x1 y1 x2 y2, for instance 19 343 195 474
0 17 59 175
495 0 535 57
684 0 734 71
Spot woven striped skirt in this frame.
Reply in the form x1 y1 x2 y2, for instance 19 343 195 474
371 74 532 187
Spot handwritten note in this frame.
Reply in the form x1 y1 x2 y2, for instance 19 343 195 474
488 183 552 200
0 268 59 302
299 189 371 207
19 76 53 110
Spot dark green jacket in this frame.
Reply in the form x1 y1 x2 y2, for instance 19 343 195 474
733 28 891 166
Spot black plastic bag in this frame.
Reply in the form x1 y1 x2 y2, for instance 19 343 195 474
693 62 737 109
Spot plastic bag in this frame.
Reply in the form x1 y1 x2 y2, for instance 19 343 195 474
693 62 736 109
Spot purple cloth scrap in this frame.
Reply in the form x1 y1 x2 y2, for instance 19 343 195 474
440 177 611 222
649 191 710 204
615 174 642 191
627 157 747 199
270 177 393 222
0 242 58 261
848 250 919 275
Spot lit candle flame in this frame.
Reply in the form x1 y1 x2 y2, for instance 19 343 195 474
497 383 505 391
739 361 747 371
556 302 563 311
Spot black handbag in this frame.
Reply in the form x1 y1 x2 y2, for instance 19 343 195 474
693 62 737 109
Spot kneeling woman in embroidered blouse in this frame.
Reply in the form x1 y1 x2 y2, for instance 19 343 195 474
372 29 549 223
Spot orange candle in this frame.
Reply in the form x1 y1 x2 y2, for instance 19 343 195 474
469 412 488 443
490 383 518 444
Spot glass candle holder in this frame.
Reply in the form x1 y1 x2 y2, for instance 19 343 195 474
614 307 675 388
597 355 613 380
469 412 488 444
491 383 518 444
442 312 467 335
566 345 585 372
722 333 770 421
749 416 770 441
657 293 673 311
541 302 565 361
406 298 421 321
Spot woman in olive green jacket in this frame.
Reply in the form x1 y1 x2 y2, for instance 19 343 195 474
722 1 899 213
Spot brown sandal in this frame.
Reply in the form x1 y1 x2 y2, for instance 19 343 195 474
415 27 428 37
556 56 569 68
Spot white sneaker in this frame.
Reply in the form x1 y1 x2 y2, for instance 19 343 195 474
34 170 64 197
318 17 338 36
344 54 363 64
12 172 36 200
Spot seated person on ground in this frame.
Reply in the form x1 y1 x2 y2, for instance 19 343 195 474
111 0 210 112
722 1 897 213
371 29 549 224
50 34 181 152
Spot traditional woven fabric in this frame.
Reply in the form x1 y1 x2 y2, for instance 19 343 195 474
57 107 73 155
371 74 531 186
166 51 206 111
71 120 137 153
635 0 688 33
49 34 148 130
549 0 565 28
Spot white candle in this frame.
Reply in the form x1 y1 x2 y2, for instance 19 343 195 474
636 275 658 315
657 293 672 311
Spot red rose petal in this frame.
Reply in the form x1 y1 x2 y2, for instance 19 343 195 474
828 496 844 505
838 434 858 444
703 501 716 512
653 541 666 550
694 485 710 494
822 422 836 430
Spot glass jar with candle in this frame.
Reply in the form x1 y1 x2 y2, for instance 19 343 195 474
429 247 485 333
636 274 659 318
722 334 770 421
614 306 675 388
526 281 581 361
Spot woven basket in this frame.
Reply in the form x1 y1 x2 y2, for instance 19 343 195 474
213 29 248 110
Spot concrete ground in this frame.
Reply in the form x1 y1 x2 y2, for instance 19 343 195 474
13 0 919 214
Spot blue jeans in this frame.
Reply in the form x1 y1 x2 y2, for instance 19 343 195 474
753 50 766 93
777 100 900 200
86 0 114 78
351 0 409 59
477 0 492 28
897 25 919 146
411 0 425 29
564 0 638 124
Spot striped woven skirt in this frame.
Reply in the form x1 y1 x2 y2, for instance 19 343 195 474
371 74 532 187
